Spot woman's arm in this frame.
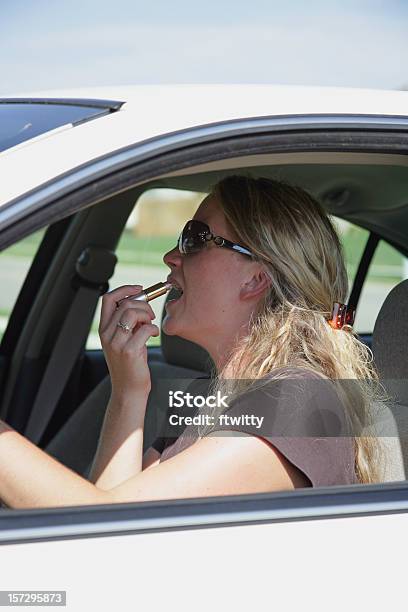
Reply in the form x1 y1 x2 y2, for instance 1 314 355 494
0 418 303 509
106 430 307 503
0 419 108 508
88 284 160 489
142 446 161 470
88 391 148 490
0 284 167 508
0 282 165 508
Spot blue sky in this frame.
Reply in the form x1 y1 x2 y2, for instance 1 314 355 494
1 0 407 95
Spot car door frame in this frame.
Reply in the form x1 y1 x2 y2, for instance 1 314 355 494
1 112 408 545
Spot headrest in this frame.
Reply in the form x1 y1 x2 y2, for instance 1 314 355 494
160 289 214 374
372 278 408 404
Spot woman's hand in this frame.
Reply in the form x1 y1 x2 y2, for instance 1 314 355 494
99 285 159 399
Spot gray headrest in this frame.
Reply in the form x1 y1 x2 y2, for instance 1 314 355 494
372 278 408 404
160 289 214 374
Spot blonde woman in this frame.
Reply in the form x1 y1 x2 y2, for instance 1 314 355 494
0 175 385 508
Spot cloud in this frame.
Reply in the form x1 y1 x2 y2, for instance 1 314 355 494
1 11 407 94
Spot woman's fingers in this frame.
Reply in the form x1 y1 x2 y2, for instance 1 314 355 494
99 287 155 336
99 285 143 333
101 304 154 344
98 286 160 396
121 323 160 355
109 308 154 346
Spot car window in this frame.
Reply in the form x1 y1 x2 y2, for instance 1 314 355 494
87 211 407 348
331 217 407 334
0 228 47 342
354 239 407 334
86 188 206 350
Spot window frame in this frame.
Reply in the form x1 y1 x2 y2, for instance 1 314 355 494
1 115 408 541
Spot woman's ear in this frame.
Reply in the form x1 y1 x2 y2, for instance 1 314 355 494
240 267 271 301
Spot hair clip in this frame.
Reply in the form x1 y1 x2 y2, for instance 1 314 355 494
327 302 356 331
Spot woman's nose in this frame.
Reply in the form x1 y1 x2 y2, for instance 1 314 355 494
163 245 183 268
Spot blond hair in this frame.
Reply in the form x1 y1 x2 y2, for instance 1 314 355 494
204 174 390 484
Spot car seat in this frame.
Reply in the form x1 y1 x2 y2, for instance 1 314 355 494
371 279 408 480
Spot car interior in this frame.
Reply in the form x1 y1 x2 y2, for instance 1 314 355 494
0 150 408 497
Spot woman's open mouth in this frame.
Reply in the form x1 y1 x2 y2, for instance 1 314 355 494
167 279 184 302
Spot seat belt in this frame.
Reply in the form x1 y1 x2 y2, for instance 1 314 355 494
25 246 117 445
348 232 380 310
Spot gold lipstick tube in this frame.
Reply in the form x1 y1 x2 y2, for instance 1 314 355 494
115 282 172 308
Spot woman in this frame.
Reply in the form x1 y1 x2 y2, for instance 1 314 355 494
0 175 386 508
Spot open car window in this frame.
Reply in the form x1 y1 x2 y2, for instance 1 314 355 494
330 217 408 335
355 239 408 334
86 188 206 350
86 210 408 348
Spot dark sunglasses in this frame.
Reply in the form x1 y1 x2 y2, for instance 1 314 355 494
178 220 254 258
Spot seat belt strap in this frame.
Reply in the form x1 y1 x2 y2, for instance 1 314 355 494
25 246 116 445
348 232 380 310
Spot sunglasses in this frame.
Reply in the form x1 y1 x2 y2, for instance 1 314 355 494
178 220 254 258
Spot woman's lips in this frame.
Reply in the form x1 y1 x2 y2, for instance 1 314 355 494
166 277 184 301
165 291 184 314
164 277 184 316
167 289 184 303
167 276 182 289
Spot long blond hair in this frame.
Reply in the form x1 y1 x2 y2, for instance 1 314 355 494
204 174 389 484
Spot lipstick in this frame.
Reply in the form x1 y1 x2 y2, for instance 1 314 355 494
115 282 172 308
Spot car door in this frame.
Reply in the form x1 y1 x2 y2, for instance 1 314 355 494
1 110 408 611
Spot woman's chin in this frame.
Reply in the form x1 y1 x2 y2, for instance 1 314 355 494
162 297 200 343
162 312 182 337
162 314 206 351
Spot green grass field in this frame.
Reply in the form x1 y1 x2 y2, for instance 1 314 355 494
4 230 177 266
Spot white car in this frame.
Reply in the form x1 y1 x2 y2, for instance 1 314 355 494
1 85 408 611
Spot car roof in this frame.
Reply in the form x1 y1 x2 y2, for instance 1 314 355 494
1 84 408 208
8 83 408 120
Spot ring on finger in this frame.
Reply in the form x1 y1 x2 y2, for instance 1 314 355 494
117 320 132 333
